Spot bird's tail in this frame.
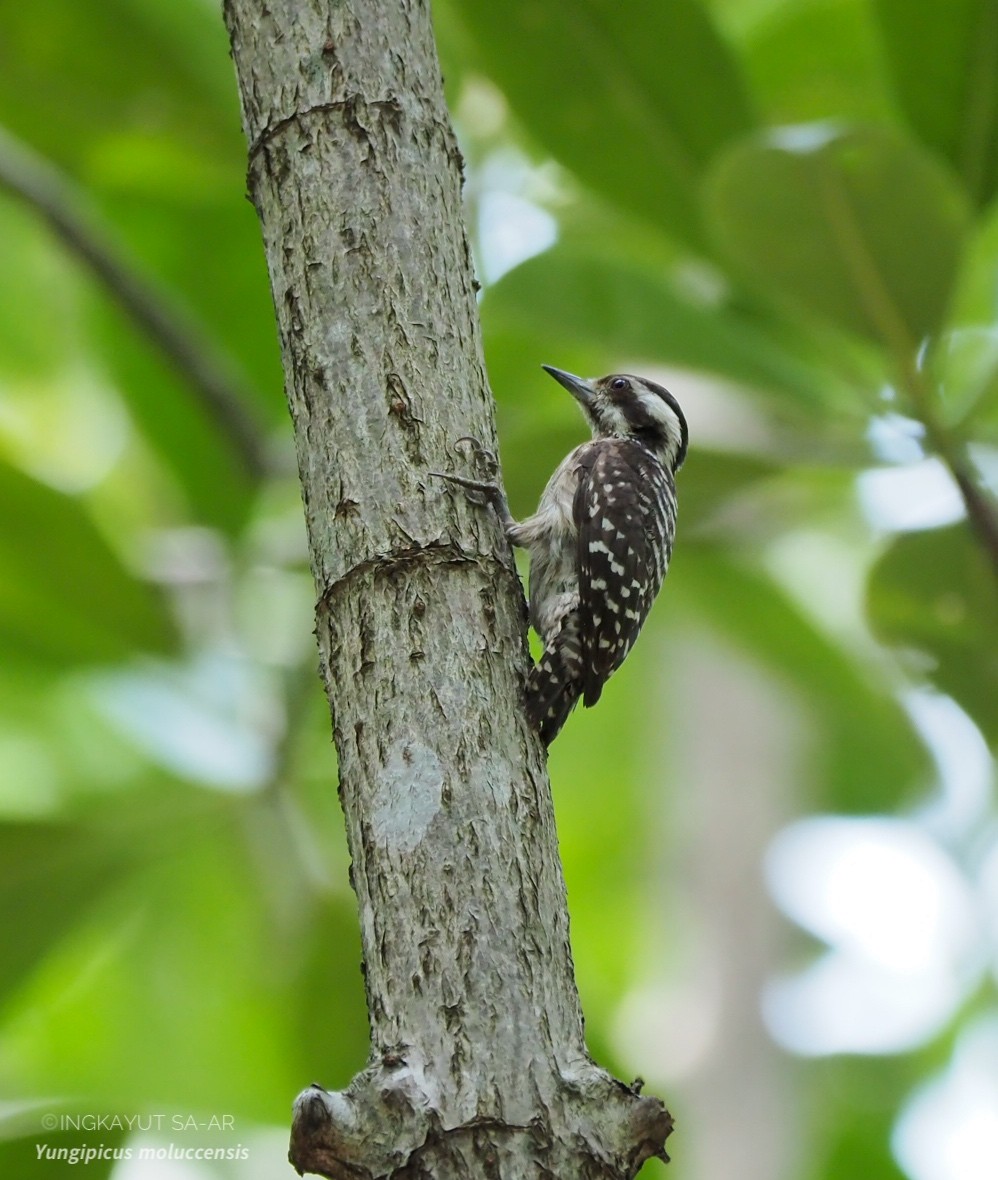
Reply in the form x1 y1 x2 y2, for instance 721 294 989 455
525 619 583 745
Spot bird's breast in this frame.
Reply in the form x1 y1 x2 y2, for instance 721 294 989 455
512 448 590 641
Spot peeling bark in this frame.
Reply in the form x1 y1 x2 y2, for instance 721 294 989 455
223 1 672 1175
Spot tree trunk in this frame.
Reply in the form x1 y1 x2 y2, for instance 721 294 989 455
222 2 671 1175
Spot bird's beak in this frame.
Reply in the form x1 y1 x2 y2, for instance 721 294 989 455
542 365 595 407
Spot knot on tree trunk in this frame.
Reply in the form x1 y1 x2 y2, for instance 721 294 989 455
289 1060 673 1179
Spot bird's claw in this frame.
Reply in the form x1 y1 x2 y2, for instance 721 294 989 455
429 470 499 509
452 436 499 481
430 436 503 507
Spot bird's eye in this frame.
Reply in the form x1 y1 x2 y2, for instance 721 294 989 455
611 377 628 391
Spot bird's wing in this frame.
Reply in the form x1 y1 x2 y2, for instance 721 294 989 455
573 441 675 707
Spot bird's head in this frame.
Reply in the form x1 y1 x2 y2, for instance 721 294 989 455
542 365 688 473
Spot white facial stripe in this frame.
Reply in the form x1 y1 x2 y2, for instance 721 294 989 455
584 379 686 469
637 389 680 432
636 389 683 458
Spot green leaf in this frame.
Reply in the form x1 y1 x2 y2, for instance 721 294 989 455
549 661 665 1026
0 0 242 182
941 200 998 435
0 200 80 379
0 820 137 1000
810 1054 916 1180
931 326 998 430
87 297 259 534
483 248 844 407
0 0 282 531
0 786 230 1001
867 523 998 743
0 1118 126 1179
872 0 998 208
96 196 284 430
0 461 176 666
948 189 998 328
741 0 896 128
0 791 366 1118
676 548 930 810
706 125 970 349
678 448 782 524
440 0 755 246
0 208 262 533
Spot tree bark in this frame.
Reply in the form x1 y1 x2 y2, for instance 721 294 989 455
223 2 671 1175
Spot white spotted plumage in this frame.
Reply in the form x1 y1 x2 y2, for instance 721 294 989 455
435 366 687 745
509 367 687 744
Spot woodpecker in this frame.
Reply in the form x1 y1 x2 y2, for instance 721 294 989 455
436 366 687 745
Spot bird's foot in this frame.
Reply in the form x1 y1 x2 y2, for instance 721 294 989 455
431 471 503 509
452 435 499 480
430 436 503 509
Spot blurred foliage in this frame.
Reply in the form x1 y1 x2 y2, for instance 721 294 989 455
0 1 996 1179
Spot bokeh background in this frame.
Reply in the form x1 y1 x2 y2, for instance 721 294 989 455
1 1 997 1177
